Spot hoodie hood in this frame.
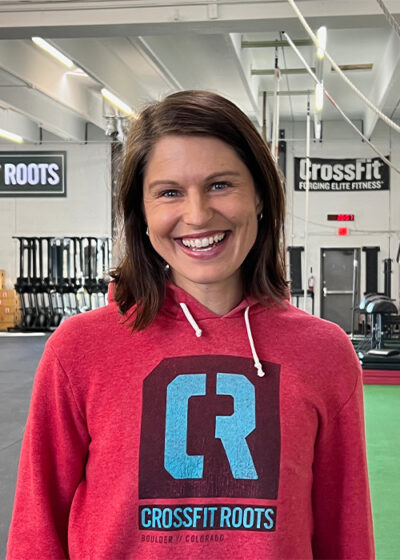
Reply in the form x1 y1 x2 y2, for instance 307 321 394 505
162 282 262 321
107 280 264 319
107 280 269 377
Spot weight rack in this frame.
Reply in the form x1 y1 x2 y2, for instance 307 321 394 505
12 236 112 331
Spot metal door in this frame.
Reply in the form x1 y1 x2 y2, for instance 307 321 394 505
321 248 360 333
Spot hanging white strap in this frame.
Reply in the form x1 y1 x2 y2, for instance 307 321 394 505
303 99 311 311
283 31 400 176
179 302 266 378
244 307 265 377
179 302 202 337
287 0 400 136
271 64 281 162
376 0 400 37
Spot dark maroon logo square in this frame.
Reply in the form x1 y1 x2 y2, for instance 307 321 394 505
139 355 280 499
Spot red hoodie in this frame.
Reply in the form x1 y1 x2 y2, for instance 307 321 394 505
6 283 374 559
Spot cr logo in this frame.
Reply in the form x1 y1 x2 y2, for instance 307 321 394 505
164 373 258 480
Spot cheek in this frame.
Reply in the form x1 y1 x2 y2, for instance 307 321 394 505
230 204 258 226
147 205 178 237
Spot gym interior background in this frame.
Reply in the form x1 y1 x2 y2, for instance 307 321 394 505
0 1 399 558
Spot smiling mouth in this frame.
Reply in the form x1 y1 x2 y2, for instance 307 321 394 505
177 231 227 251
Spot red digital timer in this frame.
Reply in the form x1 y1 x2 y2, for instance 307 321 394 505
327 214 355 221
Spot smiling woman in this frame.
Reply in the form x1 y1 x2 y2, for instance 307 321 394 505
6 91 374 560
112 90 287 328
142 135 263 314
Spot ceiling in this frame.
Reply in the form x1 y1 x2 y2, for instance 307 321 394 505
0 0 399 144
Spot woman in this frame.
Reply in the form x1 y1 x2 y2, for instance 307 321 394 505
7 90 374 559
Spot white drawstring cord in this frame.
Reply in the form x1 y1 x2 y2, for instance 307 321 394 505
179 301 265 377
244 306 266 377
179 303 203 337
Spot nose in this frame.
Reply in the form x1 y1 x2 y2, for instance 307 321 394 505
183 190 213 227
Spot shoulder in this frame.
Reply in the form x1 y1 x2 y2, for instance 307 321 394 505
46 302 132 357
257 301 359 378
267 301 351 344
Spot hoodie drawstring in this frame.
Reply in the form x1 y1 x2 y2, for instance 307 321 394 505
179 303 203 337
244 306 265 377
179 302 266 377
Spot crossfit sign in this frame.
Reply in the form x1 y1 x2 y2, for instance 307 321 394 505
294 156 390 192
0 151 66 197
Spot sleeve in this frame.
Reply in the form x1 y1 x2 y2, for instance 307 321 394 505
6 342 90 560
311 361 375 559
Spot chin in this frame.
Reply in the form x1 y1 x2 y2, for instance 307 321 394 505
173 268 237 288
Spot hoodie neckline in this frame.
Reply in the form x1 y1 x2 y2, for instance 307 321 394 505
164 282 268 377
162 282 262 320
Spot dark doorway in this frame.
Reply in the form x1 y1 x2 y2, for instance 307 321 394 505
320 248 360 333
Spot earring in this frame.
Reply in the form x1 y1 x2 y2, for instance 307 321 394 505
258 212 263 222
165 263 170 270
146 227 149 236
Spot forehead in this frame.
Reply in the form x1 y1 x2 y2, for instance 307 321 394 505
144 135 249 181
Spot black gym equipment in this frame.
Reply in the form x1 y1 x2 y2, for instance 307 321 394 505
383 258 392 298
360 349 400 370
354 291 400 369
11 235 112 332
362 246 380 294
349 244 400 371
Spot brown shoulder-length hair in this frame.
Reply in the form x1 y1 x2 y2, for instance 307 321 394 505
111 90 287 330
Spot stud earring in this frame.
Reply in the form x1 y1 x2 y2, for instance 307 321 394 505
165 263 170 270
258 212 263 222
146 227 149 236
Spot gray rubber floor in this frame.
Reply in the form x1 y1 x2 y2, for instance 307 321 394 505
0 333 50 559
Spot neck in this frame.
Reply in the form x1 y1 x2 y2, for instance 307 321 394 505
172 274 243 316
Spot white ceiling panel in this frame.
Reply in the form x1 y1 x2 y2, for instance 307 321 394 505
0 0 398 144
140 33 261 118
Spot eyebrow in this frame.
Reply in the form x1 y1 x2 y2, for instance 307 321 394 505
147 171 241 190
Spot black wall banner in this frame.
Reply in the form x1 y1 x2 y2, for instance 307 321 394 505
0 151 66 197
294 156 390 192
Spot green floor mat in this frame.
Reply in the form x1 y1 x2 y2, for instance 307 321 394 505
364 385 400 560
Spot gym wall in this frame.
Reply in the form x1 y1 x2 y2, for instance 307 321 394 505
283 119 400 317
0 142 112 289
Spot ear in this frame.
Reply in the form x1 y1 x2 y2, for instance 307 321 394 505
255 194 263 215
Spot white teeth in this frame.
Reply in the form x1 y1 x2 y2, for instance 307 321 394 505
181 232 226 249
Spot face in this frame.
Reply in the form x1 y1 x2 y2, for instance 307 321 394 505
142 135 262 297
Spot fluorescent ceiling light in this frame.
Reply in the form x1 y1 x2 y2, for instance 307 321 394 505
0 128 24 143
315 83 324 112
66 68 89 77
316 26 327 60
32 37 74 69
101 88 132 115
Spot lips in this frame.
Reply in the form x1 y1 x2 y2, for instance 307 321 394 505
175 231 230 256
181 232 226 250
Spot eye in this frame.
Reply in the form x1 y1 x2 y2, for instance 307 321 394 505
211 181 229 191
159 189 180 198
